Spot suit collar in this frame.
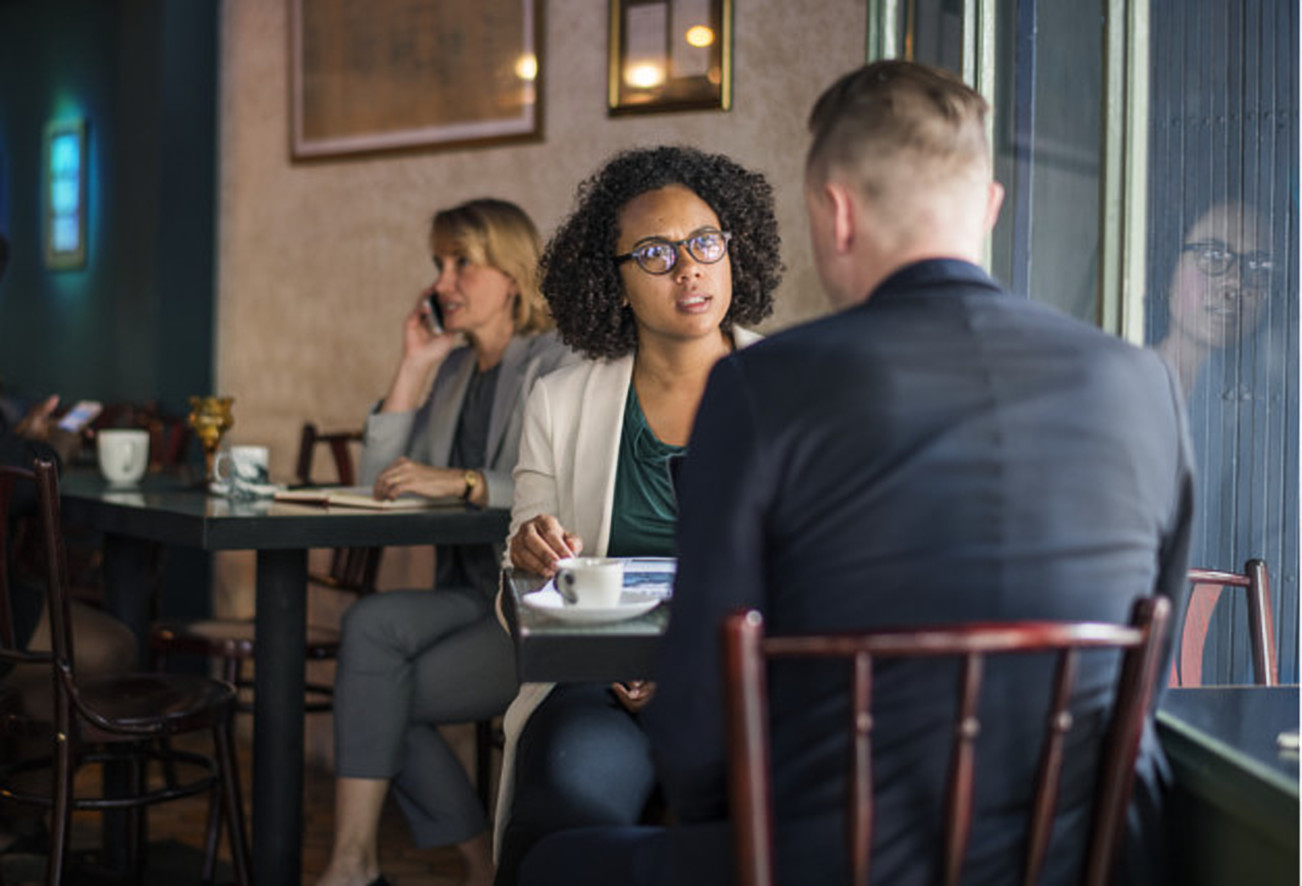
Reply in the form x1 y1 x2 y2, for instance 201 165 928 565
866 258 1003 304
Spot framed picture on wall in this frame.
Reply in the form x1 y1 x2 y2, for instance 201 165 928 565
290 0 543 159
608 0 732 115
43 118 87 271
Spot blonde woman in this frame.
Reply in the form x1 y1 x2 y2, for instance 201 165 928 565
319 199 576 886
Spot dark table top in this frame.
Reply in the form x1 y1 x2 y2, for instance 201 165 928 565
60 470 511 550
501 565 670 683
1157 685 1299 797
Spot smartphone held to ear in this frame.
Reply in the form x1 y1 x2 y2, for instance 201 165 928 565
424 294 444 334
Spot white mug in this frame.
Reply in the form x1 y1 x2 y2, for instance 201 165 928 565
96 429 150 486
555 557 625 608
213 445 272 499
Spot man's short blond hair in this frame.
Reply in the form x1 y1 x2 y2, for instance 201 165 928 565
807 61 992 218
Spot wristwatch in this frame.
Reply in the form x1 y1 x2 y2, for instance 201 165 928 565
461 470 480 502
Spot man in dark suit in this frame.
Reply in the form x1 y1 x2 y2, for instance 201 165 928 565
518 61 1192 886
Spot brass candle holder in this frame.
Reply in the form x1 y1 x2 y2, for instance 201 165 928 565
187 395 234 483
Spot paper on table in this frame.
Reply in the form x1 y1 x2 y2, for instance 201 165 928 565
539 557 677 599
274 486 462 510
620 557 677 598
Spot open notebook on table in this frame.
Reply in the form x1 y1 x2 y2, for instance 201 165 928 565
274 485 462 510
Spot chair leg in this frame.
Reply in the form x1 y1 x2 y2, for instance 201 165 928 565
200 780 224 885
45 732 73 886
126 750 147 884
475 720 494 812
213 720 251 886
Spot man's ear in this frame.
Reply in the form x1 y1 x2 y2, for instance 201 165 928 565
825 180 856 254
983 181 1005 234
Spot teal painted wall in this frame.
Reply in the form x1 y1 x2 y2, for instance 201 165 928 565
0 0 218 625
0 0 217 424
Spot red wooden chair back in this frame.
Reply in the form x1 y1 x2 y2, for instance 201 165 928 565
1171 560 1276 687
294 422 381 596
722 597 1170 886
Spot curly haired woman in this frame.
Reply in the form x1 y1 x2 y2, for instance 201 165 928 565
493 145 783 885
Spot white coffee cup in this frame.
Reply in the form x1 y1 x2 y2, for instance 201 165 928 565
213 445 272 499
555 557 625 608
96 429 150 486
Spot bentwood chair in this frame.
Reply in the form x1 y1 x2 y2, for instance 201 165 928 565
721 598 1170 886
1170 560 1277 687
0 460 250 886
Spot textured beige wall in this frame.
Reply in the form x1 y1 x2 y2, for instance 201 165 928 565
217 0 866 470
216 0 867 763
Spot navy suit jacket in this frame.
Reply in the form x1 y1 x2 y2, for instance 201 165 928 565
646 260 1194 886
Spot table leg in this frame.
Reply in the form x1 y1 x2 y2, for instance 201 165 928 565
100 532 157 667
253 548 308 886
97 532 159 873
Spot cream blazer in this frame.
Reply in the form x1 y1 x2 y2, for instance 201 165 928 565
493 328 761 854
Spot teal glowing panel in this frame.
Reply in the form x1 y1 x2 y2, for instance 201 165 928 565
43 118 87 270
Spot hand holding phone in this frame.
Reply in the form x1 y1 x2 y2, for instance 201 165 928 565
57 400 103 433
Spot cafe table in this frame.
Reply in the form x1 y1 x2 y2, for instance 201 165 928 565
60 471 511 886
500 565 671 683
1156 685 1299 886
502 572 1301 886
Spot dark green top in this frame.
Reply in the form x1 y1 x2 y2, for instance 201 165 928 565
607 382 684 557
439 362 501 595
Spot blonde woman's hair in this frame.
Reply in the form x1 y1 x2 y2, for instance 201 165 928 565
431 198 553 335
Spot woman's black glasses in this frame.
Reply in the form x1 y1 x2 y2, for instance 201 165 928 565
1182 240 1273 290
615 229 732 275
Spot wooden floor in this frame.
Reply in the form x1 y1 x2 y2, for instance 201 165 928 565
0 725 476 886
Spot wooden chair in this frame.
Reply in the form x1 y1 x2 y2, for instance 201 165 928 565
139 404 193 472
721 597 1170 886
1170 560 1277 687
294 423 383 598
0 460 250 886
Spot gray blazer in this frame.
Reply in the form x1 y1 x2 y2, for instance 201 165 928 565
361 329 577 510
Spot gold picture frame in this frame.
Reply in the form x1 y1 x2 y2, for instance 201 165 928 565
608 0 732 115
290 0 543 159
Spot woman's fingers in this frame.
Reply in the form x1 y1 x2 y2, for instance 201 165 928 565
373 457 417 499
510 515 580 576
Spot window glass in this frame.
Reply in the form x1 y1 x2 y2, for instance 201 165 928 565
987 0 1103 323
1145 0 1298 682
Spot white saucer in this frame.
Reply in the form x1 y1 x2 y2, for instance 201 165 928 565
520 589 661 624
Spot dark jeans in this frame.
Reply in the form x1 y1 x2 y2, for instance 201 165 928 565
495 683 657 886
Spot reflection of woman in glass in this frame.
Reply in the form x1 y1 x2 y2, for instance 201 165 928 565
1152 201 1273 394
1148 199 1295 682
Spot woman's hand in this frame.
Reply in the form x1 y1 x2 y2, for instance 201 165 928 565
611 680 656 714
509 514 583 577
373 457 463 501
381 289 458 414
401 285 459 366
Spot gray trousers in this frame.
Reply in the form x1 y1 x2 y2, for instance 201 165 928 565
334 587 517 847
